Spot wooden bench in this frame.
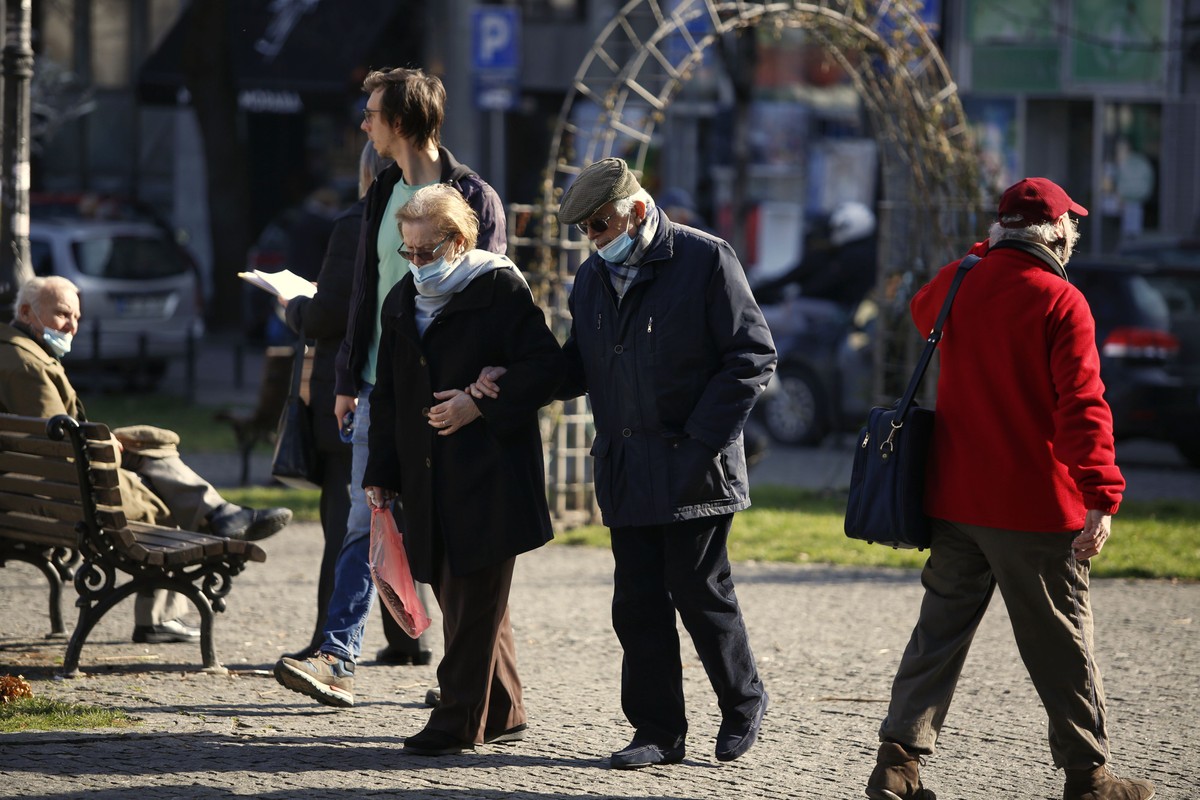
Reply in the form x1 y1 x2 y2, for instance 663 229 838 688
0 412 266 676
213 345 297 485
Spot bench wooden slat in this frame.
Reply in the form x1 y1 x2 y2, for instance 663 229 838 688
0 451 83 483
0 454 120 490
0 472 80 501
0 414 110 441
0 512 80 547
0 431 117 463
0 490 85 523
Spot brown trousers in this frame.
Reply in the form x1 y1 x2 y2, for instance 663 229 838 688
426 555 524 743
880 518 1109 769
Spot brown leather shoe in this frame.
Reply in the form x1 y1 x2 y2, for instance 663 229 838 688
1063 766 1155 800
866 742 936 800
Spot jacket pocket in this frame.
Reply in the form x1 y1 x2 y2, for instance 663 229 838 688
589 433 613 514
667 436 728 507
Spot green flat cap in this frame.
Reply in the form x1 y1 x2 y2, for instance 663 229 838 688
558 157 642 225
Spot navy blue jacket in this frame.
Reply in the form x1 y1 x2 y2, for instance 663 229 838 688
559 208 777 527
334 147 506 397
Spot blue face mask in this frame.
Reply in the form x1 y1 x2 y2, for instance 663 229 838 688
412 255 454 286
43 329 72 358
598 231 635 264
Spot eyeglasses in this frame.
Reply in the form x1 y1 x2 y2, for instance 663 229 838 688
398 233 453 264
362 107 382 121
575 212 615 236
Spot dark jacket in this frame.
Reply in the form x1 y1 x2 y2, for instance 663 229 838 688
334 147 506 397
285 199 362 454
559 209 777 527
363 265 565 582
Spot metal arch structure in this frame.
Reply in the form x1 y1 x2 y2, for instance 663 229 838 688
515 0 985 524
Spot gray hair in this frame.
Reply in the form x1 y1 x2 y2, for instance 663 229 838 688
13 275 79 319
359 143 392 198
988 213 1079 257
613 188 655 217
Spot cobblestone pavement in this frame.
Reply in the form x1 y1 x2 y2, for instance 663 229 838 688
2 519 1197 799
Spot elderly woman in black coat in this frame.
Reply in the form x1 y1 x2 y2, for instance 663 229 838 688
363 184 565 757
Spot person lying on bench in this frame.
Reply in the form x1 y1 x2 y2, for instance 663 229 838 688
0 276 293 644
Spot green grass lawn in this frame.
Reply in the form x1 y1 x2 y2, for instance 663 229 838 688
738 486 1200 580
71 395 1200 580
85 394 253 453
225 484 1200 581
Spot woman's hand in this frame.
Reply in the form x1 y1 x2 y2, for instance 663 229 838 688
364 485 395 509
428 389 480 435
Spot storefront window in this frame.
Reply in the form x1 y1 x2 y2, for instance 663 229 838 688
1099 102 1161 247
91 0 131 87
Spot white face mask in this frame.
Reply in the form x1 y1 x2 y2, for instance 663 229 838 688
44 327 74 358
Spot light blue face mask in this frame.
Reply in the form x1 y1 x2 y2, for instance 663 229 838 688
412 255 453 285
598 231 635 264
43 328 73 358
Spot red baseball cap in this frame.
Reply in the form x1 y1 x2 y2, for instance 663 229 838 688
997 177 1088 228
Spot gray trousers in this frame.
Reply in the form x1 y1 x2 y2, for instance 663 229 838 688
123 452 228 627
880 518 1109 770
122 452 227 531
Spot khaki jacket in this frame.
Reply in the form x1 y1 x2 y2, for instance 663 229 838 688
0 322 169 525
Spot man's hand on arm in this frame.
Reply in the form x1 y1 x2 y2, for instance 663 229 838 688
466 366 507 400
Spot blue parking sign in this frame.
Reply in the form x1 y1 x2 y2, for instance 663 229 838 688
472 8 520 71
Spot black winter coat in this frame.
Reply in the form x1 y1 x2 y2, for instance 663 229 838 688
363 264 565 582
285 200 362 454
559 209 777 527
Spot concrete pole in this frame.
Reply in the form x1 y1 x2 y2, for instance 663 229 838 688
0 0 34 312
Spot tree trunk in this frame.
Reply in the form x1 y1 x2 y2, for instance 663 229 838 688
182 0 250 330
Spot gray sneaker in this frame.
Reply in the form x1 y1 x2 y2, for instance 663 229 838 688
275 652 355 708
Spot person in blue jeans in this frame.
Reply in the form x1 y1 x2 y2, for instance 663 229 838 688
274 67 505 708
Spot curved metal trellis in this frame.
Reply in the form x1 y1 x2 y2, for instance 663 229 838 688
516 0 985 523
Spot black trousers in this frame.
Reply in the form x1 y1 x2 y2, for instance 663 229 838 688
610 514 764 746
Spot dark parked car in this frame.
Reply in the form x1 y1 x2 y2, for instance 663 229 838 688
756 295 872 445
757 255 1200 467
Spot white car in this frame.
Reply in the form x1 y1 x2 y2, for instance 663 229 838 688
28 219 205 387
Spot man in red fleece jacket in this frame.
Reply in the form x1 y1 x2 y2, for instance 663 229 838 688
864 178 1154 800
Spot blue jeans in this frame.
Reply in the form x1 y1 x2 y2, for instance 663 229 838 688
320 385 376 662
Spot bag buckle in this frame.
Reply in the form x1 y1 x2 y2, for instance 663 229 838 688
880 419 903 459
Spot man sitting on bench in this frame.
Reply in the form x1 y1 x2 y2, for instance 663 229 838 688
0 276 293 644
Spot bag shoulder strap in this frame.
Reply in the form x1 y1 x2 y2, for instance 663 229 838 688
894 254 980 418
289 326 307 399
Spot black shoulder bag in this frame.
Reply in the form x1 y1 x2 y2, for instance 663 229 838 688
844 254 979 549
271 332 322 490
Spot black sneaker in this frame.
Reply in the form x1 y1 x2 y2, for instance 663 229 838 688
132 618 200 644
403 728 474 756
609 735 686 769
209 506 292 541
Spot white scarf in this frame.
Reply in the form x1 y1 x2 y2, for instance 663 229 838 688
413 249 526 336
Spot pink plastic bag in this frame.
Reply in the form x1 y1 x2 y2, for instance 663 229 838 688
368 506 432 638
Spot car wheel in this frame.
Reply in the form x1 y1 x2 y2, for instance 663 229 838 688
1176 437 1200 469
760 366 828 446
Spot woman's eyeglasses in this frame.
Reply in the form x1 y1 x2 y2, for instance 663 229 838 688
398 233 453 264
575 213 614 236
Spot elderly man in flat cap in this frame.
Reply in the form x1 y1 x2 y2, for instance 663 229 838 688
863 177 1154 800
549 157 777 767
